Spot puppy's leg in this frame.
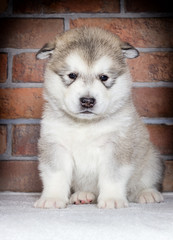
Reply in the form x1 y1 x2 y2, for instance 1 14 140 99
34 144 73 209
98 166 130 209
128 147 164 204
97 144 131 209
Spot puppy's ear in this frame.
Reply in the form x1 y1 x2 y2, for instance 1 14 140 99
121 42 139 59
36 42 55 59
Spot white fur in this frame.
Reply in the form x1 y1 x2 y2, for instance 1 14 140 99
35 28 163 209
65 52 89 74
92 56 113 74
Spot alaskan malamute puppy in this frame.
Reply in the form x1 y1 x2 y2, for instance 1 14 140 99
34 27 163 209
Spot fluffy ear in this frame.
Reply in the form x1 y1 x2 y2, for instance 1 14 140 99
121 42 139 59
36 42 55 59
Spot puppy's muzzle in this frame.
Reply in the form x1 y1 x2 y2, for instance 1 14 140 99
80 97 96 108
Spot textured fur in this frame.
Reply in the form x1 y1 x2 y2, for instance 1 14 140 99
34 27 163 209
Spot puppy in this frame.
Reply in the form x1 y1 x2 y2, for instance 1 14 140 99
34 27 163 209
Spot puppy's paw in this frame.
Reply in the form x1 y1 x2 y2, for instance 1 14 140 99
34 197 67 209
97 198 129 209
137 189 164 204
70 192 96 204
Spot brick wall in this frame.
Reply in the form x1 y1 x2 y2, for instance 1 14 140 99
0 0 173 192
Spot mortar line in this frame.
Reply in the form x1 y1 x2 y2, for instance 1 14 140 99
0 156 38 161
6 51 13 85
0 48 39 54
137 48 173 52
6 0 13 15
132 82 173 88
0 82 43 88
64 17 70 31
1 48 173 55
0 12 173 19
0 118 173 125
142 118 173 125
5 124 12 159
0 119 41 124
120 0 125 13
161 155 173 161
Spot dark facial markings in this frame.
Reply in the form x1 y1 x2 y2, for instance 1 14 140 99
53 68 78 86
98 73 116 89
54 67 121 89
100 69 126 89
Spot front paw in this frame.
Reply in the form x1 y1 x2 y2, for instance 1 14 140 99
34 197 67 209
98 198 129 209
70 191 96 204
137 189 164 204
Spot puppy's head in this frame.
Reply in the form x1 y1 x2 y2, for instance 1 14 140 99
37 27 139 120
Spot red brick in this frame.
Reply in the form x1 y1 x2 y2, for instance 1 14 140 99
0 88 43 119
147 125 173 155
12 125 40 156
13 53 46 83
128 52 173 82
125 0 172 13
132 88 173 117
163 161 173 192
0 161 42 192
13 0 120 13
0 0 8 13
0 125 7 154
0 19 64 48
70 18 173 48
0 53 8 83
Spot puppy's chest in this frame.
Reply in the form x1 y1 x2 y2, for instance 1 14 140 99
72 139 100 171
52 121 120 170
71 135 102 192
61 127 109 173
72 129 100 159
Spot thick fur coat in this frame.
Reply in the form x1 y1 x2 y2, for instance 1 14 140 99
34 27 163 209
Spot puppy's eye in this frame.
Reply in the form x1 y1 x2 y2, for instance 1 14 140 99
68 73 78 80
99 75 109 81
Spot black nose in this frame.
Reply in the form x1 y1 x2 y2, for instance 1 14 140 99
80 97 96 108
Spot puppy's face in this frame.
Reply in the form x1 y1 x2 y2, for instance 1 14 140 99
37 27 139 120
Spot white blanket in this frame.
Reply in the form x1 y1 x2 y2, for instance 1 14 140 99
0 192 173 240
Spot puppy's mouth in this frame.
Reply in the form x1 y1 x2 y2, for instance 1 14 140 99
79 110 95 114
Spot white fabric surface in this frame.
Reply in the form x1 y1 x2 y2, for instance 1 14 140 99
0 192 173 240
